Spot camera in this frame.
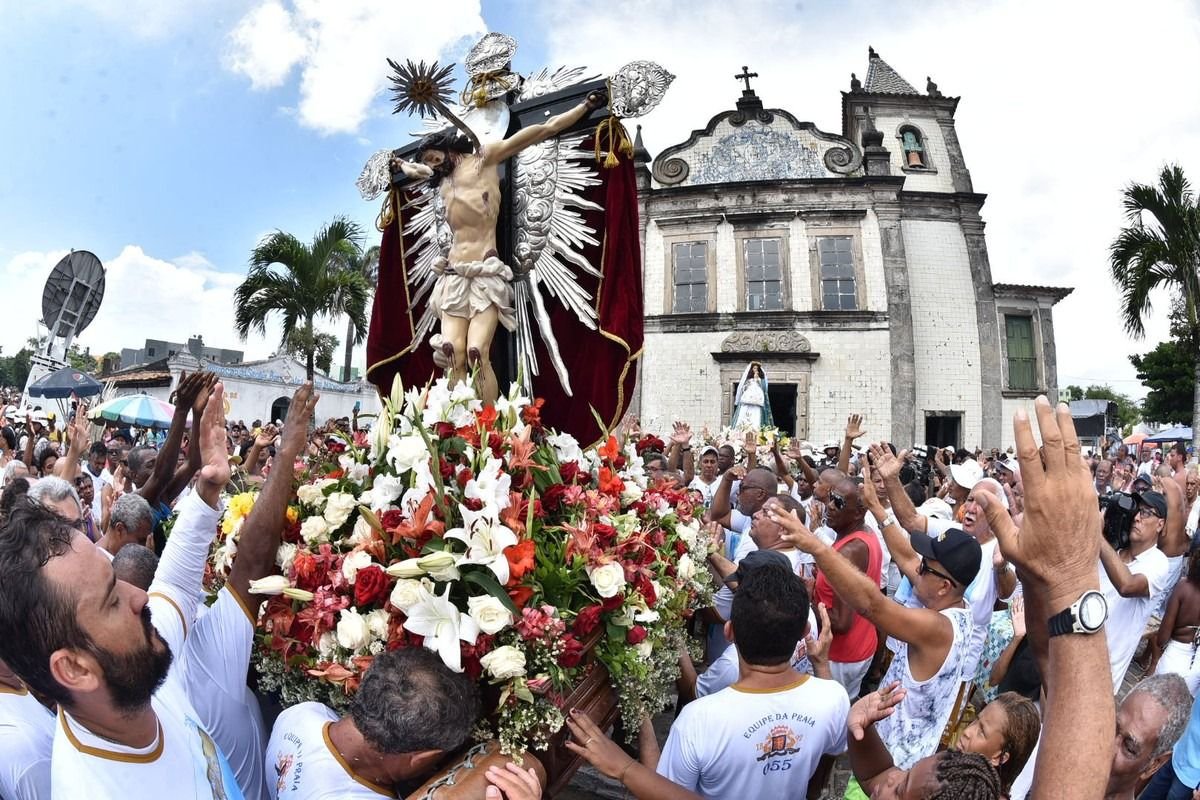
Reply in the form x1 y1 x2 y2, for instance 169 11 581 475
1099 491 1137 551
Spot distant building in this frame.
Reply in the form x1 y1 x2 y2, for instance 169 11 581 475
104 352 378 423
119 336 243 370
630 49 1073 451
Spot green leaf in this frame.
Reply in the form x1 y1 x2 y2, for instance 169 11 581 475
462 569 520 615
514 682 535 703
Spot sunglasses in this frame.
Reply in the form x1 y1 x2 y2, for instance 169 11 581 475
919 558 958 586
829 491 847 510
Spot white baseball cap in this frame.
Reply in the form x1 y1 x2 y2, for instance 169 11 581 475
949 459 984 490
917 497 955 520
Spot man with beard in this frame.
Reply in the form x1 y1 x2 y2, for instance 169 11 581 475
0 382 242 798
394 90 607 404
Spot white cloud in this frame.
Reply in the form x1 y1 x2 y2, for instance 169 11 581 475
539 0 1200 398
0 246 351 368
224 0 488 134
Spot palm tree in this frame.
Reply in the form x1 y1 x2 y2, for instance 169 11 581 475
235 218 371 380
340 244 380 382
1110 164 1200 453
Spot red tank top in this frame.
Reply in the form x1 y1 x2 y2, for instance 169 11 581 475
814 529 883 663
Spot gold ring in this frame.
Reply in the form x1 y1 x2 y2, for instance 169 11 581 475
585 737 594 746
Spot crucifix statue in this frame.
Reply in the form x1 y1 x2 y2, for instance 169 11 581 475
734 65 759 93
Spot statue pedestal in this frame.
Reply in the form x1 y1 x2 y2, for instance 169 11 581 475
536 657 619 796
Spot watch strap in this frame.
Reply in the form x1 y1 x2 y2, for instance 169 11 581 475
1047 606 1075 637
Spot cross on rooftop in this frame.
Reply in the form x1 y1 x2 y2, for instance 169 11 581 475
734 66 758 93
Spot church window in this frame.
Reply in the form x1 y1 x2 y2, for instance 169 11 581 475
671 242 708 313
1005 315 1038 391
817 237 858 311
899 126 927 168
743 238 784 311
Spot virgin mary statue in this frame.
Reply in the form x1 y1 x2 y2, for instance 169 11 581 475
731 362 773 429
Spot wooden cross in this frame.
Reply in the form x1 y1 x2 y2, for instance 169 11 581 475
735 66 758 92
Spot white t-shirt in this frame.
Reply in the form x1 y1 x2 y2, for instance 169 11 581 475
1100 546 1173 689
863 511 891 590
1186 497 1200 540
658 675 849 799
82 464 111 519
51 492 244 799
714 546 811 622
183 588 269 800
266 702 393 799
689 476 721 508
960 538 1004 678
0 685 54 800
696 609 820 698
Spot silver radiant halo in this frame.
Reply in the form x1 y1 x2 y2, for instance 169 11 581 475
464 32 517 75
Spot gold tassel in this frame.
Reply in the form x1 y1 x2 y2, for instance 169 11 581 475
593 113 633 170
376 189 396 232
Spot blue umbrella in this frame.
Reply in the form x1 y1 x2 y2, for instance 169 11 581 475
27 366 103 399
1145 425 1193 444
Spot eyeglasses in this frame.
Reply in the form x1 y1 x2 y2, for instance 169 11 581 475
1135 507 1163 519
919 558 958 586
829 491 846 510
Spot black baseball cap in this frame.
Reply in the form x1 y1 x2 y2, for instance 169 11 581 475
910 528 982 587
723 549 791 585
1132 474 1152 491
1134 490 1168 519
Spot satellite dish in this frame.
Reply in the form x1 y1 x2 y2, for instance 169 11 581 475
42 250 106 342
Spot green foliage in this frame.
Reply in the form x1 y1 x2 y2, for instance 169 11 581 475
234 217 371 380
0 347 32 388
1131 339 1196 425
284 329 338 375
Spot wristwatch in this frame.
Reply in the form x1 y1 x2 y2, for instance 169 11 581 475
1047 590 1108 637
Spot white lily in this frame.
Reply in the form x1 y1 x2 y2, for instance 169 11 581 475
247 575 291 595
384 551 461 582
465 457 512 513
444 504 518 585
402 585 480 673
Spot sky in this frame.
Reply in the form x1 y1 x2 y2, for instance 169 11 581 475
1 0 1198 396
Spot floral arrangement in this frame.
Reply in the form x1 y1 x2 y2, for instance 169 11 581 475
706 424 792 460
210 377 713 754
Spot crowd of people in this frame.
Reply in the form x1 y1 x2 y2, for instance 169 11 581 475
0 371 1198 800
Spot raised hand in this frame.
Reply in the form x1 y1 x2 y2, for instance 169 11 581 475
703 521 725 555
848 681 907 741
742 430 756 454
67 404 91 454
1011 593 1026 638
868 442 904 483
280 383 318 459
670 421 692 446
845 413 867 441
767 508 823 554
171 371 207 414
254 424 279 449
975 398 1100 609
806 602 833 669
196 383 231 502
860 462 883 513
192 372 217 416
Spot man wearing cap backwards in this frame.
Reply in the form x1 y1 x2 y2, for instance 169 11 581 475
1099 488 1173 689
770 505 976 771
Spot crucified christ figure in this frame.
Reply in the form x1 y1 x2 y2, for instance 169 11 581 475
393 89 607 403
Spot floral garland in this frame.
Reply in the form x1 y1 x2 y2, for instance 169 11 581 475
210 377 713 754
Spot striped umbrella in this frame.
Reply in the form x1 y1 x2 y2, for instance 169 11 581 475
88 394 177 430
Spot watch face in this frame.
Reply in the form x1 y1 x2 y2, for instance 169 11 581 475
1079 592 1107 630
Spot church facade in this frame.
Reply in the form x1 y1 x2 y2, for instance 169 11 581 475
629 51 1071 451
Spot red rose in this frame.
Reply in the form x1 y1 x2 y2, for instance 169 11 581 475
559 462 582 484
456 467 473 489
462 497 484 512
600 594 624 612
353 565 389 607
633 573 657 606
434 421 456 439
558 634 584 668
438 459 455 480
542 484 568 510
626 625 647 645
673 539 688 556
380 509 404 530
573 604 603 636
592 523 617 544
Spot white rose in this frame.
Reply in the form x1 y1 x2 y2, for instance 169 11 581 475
300 516 330 544
676 553 696 581
389 578 432 612
588 562 627 599
480 645 527 681
338 455 371 485
677 521 699 547
323 492 358 528
620 484 644 505
297 478 336 508
467 595 514 635
634 607 660 624
317 631 338 658
547 432 584 465
336 608 370 652
635 639 653 659
274 542 298 574
386 433 429 474
341 551 373 584
365 609 391 640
